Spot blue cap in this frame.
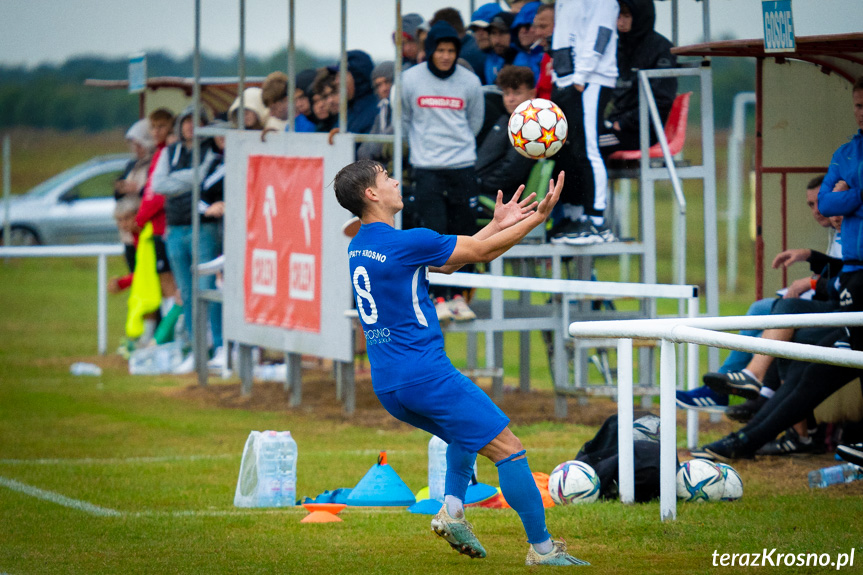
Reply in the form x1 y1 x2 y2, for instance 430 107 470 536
469 3 504 28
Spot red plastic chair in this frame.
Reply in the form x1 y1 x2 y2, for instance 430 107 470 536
608 92 691 161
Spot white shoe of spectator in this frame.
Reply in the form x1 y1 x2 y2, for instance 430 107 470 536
173 354 195 374
208 346 227 370
435 297 453 323
448 295 477 322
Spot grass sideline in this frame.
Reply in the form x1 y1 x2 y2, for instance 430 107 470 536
3 259 863 574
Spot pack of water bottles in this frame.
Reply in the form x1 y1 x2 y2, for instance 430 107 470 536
234 430 298 507
128 341 184 375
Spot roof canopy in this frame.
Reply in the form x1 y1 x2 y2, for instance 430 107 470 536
673 33 863 83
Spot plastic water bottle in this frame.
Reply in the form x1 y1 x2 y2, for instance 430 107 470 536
428 436 478 502
808 463 863 488
70 362 102 376
257 431 297 506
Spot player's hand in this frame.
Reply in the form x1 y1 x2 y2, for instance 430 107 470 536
575 84 585 93
107 278 122 294
492 185 538 230
784 277 812 299
535 171 564 221
772 248 810 269
833 179 850 192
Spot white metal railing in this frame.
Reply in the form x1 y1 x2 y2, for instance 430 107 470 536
0 244 124 354
569 311 863 522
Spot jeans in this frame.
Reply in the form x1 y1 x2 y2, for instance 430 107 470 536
165 222 223 350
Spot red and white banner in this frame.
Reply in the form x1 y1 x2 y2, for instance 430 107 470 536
244 156 322 332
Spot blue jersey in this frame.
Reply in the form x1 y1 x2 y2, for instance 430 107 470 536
348 223 458 393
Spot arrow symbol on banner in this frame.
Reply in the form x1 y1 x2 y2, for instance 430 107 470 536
263 185 277 243
300 187 315 246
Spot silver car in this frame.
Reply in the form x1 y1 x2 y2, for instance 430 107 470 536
1 155 129 245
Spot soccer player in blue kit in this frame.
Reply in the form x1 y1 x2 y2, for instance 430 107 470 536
334 159 589 566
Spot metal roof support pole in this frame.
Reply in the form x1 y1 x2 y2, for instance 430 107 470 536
2 134 10 255
192 0 207 385
394 0 403 229
238 0 246 129
699 62 719 370
287 0 296 132
726 92 756 292
702 0 711 42
338 0 348 133
670 0 679 46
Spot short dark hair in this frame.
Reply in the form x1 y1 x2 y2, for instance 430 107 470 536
854 75 863 93
311 68 336 97
536 4 554 17
807 174 825 190
334 160 383 218
496 65 535 90
148 107 175 126
431 8 465 35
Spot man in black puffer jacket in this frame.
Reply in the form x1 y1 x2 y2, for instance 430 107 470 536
599 0 677 155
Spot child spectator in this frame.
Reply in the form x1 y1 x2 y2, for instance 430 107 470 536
136 107 178 321
430 7 487 84
531 3 555 99
228 87 268 130
115 118 154 271
328 50 379 135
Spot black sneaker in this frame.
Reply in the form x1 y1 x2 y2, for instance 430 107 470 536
725 395 768 423
548 219 580 245
560 218 596 245
756 427 822 456
703 371 763 400
697 431 755 462
837 443 863 467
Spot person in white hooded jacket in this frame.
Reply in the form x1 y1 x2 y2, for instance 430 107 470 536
549 0 619 246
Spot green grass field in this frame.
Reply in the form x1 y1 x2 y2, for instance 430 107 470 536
1 131 862 574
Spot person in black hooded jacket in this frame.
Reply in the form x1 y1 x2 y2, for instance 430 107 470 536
599 0 677 155
329 50 379 135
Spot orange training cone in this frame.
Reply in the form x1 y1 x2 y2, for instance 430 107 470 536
301 510 342 523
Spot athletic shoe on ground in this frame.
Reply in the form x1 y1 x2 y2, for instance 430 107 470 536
525 540 590 566
696 431 755 462
675 386 729 412
836 443 863 467
756 427 822 456
703 370 763 400
207 346 227 370
173 354 195 374
725 395 768 423
435 298 453 323
448 296 477 322
430 506 487 559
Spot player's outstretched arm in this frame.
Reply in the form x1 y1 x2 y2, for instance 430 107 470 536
435 172 563 271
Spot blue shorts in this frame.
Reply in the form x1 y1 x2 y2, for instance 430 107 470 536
376 370 510 453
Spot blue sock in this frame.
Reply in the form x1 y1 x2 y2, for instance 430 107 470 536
445 442 475 503
496 453 550 544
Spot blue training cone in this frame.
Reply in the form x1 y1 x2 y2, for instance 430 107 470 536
345 451 416 507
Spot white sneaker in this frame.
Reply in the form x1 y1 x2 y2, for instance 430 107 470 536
447 296 476 322
435 298 453 323
207 346 226 370
173 354 195 374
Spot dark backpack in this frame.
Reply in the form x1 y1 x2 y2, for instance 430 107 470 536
576 412 674 503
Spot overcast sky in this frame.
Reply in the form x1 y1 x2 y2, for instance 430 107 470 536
0 0 861 69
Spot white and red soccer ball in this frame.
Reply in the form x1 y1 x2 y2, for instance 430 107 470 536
507 98 568 160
